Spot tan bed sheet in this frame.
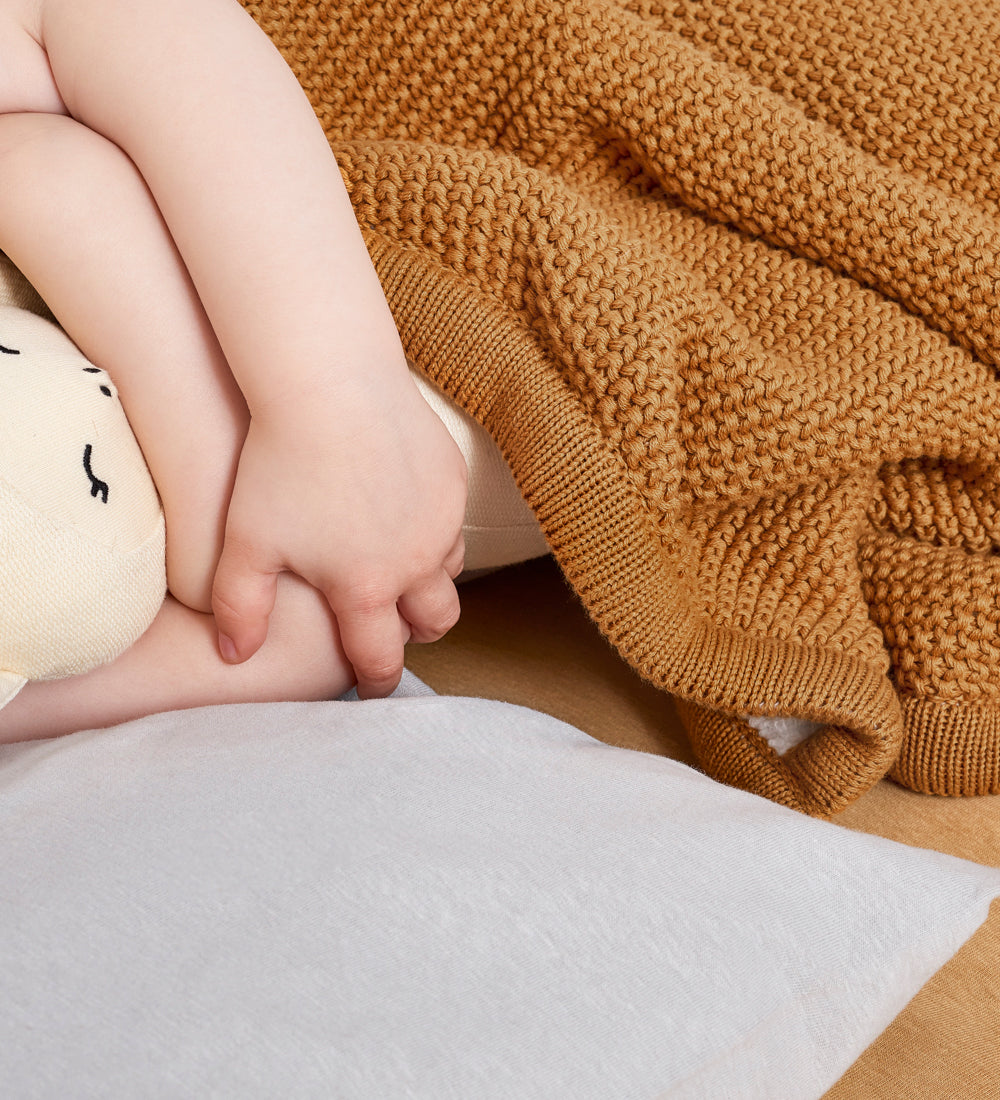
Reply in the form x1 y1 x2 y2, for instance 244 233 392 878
405 558 999 1098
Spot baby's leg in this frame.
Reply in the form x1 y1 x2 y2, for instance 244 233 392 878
0 579 348 744
0 112 355 739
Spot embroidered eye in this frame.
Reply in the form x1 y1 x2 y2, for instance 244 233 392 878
0 344 19 355
83 366 113 397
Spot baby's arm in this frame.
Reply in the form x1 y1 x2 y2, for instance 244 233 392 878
0 110 355 744
37 0 467 696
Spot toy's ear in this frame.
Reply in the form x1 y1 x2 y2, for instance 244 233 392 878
0 252 52 319
0 672 26 710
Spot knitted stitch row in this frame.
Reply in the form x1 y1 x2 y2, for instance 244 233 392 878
242 0 1000 814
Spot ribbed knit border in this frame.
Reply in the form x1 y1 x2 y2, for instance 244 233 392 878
892 698 1000 797
370 235 906 816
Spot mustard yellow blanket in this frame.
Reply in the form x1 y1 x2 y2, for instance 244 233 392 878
245 0 1000 814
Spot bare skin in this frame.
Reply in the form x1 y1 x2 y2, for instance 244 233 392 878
0 0 467 742
0 583 348 744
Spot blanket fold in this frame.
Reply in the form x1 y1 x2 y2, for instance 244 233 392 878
245 0 1000 813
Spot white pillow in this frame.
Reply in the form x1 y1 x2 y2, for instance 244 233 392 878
0 692 996 1099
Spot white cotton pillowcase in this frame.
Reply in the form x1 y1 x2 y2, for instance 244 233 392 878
0 689 997 1100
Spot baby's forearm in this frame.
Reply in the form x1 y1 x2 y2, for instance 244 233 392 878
39 0 406 415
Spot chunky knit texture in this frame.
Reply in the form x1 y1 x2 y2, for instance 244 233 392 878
242 0 1000 815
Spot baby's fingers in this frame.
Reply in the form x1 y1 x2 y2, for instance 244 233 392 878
212 538 280 663
398 570 462 645
337 601 410 699
443 532 466 581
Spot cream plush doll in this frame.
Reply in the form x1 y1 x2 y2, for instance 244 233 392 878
0 297 166 709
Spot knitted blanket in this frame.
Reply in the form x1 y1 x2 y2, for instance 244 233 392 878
244 0 1000 815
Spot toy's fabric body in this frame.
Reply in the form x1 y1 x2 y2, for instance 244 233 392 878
0 290 165 707
409 369 547 573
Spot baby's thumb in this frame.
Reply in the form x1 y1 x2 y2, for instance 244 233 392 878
211 541 279 664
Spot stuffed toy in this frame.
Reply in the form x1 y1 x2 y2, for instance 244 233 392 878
0 301 166 709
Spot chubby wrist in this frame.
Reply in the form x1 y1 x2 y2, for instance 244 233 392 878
240 336 412 428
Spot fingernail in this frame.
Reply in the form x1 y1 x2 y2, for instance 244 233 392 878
218 633 238 663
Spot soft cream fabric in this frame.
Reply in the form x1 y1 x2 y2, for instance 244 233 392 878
411 368 548 572
0 253 51 317
0 691 997 1098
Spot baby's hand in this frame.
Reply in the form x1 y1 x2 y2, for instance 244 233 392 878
211 376 467 697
